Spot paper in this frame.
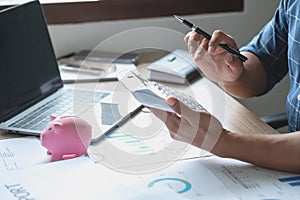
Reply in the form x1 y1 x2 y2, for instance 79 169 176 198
59 63 136 83
0 157 189 200
135 158 239 200
0 157 134 200
127 186 188 200
2 131 298 199
89 126 212 171
0 156 237 200
88 109 212 172
0 137 48 172
202 156 300 200
106 63 137 78
2 153 299 199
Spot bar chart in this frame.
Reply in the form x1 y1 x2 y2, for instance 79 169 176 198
279 176 300 187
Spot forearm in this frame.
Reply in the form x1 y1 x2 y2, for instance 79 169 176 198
220 52 267 98
214 130 300 173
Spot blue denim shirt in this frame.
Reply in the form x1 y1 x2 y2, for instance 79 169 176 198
240 0 300 132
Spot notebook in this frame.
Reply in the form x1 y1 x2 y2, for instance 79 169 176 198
0 1 141 141
147 49 200 84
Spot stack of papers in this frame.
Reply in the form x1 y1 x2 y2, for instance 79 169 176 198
0 156 237 200
1 133 300 199
58 50 139 84
59 63 136 83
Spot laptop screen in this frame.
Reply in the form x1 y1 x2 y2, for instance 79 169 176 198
0 1 63 121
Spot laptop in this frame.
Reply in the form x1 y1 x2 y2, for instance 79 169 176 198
0 1 141 141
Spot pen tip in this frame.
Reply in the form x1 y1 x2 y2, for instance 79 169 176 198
173 15 183 22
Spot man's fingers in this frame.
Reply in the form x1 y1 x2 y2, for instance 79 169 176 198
148 107 168 122
149 107 182 136
184 31 192 44
165 112 181 134
209 30 238 55
193 38 209 62
166 96 200 126
187 31 202 54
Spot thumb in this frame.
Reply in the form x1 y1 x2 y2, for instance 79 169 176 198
166 96 201 126
166 96 195 117
166 96 182 114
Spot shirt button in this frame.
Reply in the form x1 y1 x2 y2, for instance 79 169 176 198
298 94 300 101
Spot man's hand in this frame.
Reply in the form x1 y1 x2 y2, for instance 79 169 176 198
149 96 225 153
184 30 245 84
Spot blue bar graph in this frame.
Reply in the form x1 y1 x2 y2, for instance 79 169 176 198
278 176 300 187
289 182 300 187
278 176 300 182
125 139 141 144
107 134 128 139
107 130 153 154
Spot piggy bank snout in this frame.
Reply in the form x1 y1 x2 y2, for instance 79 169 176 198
40 130 50 146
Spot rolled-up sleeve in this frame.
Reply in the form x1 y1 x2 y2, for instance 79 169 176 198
240 0 289 95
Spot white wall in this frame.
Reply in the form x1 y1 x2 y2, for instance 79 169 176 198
48 0 286 117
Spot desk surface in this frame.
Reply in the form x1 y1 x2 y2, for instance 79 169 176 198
0 51 278 140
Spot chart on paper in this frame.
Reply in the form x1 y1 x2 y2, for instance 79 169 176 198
0 146 17 171
88 108 212 170
0 137 48 172
133 158 239 200
106 128 171 155
203 156 300 200
0 157 237 200
89 126 212 169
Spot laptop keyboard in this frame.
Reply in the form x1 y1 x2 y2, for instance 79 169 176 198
9 89 109 131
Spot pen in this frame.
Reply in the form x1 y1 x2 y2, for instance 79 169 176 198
174 15 248 62
91 104 144 144
62 77 118 84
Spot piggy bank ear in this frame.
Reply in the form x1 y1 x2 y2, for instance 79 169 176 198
50 115 56 121
53 122 63 134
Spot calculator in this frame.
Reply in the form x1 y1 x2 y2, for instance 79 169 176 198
117 70 206 113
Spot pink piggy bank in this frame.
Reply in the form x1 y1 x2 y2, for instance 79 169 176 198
41 115 92 162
